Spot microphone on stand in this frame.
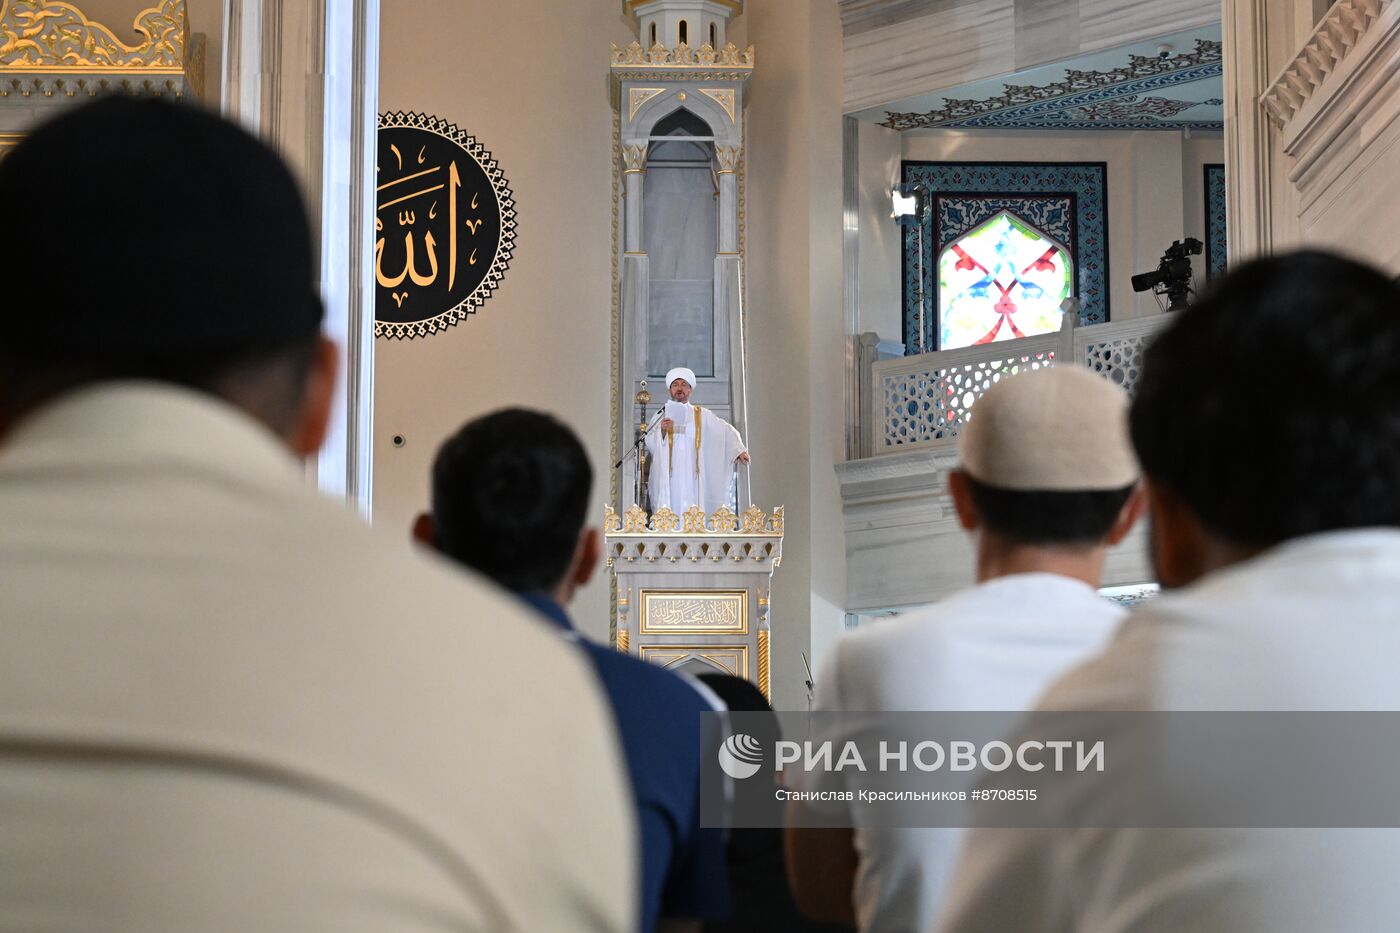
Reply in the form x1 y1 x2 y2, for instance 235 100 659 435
613 408 665 469
614 380 662 470
801 652 816 712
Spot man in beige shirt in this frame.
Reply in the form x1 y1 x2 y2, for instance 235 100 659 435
0 97 635 932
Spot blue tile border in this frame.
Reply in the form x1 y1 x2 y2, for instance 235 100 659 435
1204 163 1227 279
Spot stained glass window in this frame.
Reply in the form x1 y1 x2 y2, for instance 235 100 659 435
938 211 1073 351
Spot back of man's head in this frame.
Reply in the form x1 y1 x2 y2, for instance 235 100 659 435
0 96 323 434
431 408 593 594
955 365 1140 547
1131 249 1400 551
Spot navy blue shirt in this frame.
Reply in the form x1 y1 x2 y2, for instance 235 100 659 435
522 594 729 932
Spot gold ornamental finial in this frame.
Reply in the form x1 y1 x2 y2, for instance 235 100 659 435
635 379 652 407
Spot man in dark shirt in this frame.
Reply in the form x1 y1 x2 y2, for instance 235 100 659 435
415 408 728 932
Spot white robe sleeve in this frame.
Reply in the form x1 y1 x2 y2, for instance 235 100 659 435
697 408 747 514
643 420 670 512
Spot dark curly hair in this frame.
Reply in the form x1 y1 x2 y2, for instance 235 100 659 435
431 408 592 594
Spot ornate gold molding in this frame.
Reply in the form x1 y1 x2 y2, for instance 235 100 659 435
628 86 666 120
609 104 622 644
714 144 741 173
0 0 187 70
604 503 784 536
640 590 748 635
699 87 736 122
610 40 754 82
649 506 681 532
612 39 753 68
621 143 648 173
757 628 770 700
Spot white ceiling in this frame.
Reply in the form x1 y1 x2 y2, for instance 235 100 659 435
850 25 1224 133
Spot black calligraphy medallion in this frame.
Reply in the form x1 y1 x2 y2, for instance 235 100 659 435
375 112 517 338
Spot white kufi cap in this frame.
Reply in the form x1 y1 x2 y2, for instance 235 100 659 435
958 366 1139 490
665 367 696 389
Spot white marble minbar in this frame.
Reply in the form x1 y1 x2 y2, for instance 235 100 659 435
606 502 782 699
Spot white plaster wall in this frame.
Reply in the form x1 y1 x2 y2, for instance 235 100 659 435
743 0 849 709
375 0 634 641
888 128 1223 330
857 120 904 344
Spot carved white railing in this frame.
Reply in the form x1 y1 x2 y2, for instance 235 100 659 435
864 312 1170 456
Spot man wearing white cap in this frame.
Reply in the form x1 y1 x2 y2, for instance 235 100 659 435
786 365 1144 933
644 366 750 514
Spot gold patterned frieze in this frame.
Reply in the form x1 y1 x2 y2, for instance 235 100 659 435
641 590 747 634
709 504 738 532
699 87 736 123
0 0 202 101
610 39 754 81
681 505 709 534
648 506 681 533
628 87 666 120
610 503 651 533
621 143 648 173
604 503 784 536
1 0 187 70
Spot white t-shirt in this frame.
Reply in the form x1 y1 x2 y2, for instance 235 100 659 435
937 530 1400 933
812 573 1125 933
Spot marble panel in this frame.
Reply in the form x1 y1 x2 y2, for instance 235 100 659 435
649 279 715 378
644 167 719 280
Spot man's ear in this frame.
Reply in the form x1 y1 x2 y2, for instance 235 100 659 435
1143 478 1210 589
574 527 603 588
1105 483 1147 546
947 469 980 532
411 512 436 550
289 336 339 458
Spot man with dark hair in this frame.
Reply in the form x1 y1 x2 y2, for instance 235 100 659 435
0 97 636 932
786 366 1143 932
416 408 729 933
938 251 1400 932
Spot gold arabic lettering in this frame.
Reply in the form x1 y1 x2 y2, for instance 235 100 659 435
375 144 473 302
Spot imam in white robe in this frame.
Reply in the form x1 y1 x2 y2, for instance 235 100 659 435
644 399 747 514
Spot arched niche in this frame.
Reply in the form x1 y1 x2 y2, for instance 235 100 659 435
629 93 737 149
643 108 719 379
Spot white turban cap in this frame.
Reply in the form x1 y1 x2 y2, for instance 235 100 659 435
958 366 1139 491
665 367 697 390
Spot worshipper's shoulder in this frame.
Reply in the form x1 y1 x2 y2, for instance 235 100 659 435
1029 580 1265 713
1031 609 1162 713
813 601 962 709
